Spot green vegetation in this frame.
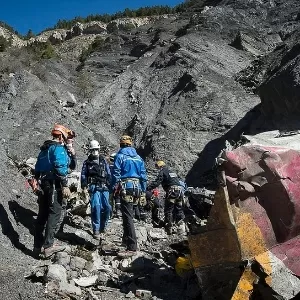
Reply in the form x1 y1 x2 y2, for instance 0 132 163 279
79 37 105 62
27 41 57 59
0 36 10 52
25 29 35 40
76 71 94 99
45 5 180 31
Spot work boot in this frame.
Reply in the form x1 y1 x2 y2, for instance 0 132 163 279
33 247 42 258
115 210 122 219
93 231 101 240
43 245 66 259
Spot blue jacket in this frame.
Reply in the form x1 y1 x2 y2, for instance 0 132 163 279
112 147 147 192
35 140 75 185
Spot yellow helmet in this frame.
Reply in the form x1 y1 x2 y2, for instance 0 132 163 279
155 160 165 167
120 135 132 146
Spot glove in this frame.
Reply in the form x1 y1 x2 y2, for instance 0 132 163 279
28 178 43 196
82 188 90 204
62 186 71 199
139 192 147 206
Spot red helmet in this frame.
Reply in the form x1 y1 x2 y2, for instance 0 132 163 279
153 188 159 197
51 124 75 140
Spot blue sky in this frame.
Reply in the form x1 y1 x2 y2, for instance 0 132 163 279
0 0 183 35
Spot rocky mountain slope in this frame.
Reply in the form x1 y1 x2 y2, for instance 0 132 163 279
1 0 300 298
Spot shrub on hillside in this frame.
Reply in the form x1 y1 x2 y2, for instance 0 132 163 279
26 41 57 59
79 37 105 62
45 5 176 31
0 36 10 52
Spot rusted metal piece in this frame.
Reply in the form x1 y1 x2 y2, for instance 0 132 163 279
189 144 300 299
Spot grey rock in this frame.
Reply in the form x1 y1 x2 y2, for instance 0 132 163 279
53 252 71 267
136 227 148 244
73 275 98 287
136 289 152 299
82 270 90 277
59 281 82 296
83 22 107 35
70 256 88 271
147 228 167 240
46 264 67 283
48 31 66 44
125 291 135 299
97 272 108 285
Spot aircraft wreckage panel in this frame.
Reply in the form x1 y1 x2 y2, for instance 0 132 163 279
223 145 300 276
188 144 300 299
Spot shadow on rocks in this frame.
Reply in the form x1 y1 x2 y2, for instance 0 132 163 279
8 200 37 235
186 104 265 187
119 255 197 300
55 231 97 251
0 203 36 258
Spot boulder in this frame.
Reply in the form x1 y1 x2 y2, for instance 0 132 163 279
73 275 98 287
46 264 67 283
70 256 88 271
82 22 107 34
48 31 66 44
53 252 71 268
59 281 82 296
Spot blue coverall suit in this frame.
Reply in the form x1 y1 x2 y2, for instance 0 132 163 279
81 155 112 233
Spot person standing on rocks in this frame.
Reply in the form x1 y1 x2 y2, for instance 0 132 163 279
147 160 185 235
81 140 112 240
112 135 147 257
33 124 76 258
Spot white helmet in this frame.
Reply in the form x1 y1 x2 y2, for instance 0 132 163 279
89 140 100 150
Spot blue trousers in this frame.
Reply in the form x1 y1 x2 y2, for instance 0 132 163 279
89 186 111 232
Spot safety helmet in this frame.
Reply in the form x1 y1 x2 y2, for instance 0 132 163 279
110 152 117 162
89 140 100 150
120 135 132 146
155 160 166 167
51 124 74 140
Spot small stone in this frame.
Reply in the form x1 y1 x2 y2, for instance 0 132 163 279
82 270 90 277
59 281 82 296
97 272 108 285
70 256 87 271
136 289 152 299
125 291 135 298
46 264 67 283
111 259 120 269
73 275 98 287
54 252 70 267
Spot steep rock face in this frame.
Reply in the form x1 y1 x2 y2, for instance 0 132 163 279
258 34 300 122
0 26 26 47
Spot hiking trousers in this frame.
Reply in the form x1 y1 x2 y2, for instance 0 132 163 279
164 197 185 227
34 180 64 249
89 185 111 232
120 190 138 251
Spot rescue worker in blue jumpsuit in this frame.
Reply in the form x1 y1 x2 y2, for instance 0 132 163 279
81 140 111 240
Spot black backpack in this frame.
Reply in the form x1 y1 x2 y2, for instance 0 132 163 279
86 156 108 184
